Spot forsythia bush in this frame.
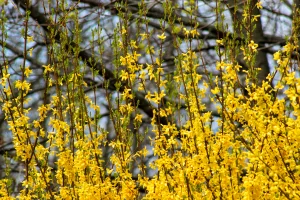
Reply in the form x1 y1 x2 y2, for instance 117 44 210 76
0 0 300 199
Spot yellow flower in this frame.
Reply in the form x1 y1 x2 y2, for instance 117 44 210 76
38 104 49 118
120 70 129 81
28 48 33 56
139 71 146 79
253 15 260 21
130 40 138 49
273 51 281 64
155 58 161 66
140 33 148 40
173 75 180 82
122 88 133 99
146 46 155 54
134 114 143 123
211 87 220 94
121 28 127 34
159 110 167 117
42 64 54 73
158 33 166 41
283 43 295 52
216 39 223 45
145 91 152 100
256 1 262 9
248 40 258 52
242 11 248 18
183 28 190 36
274 81 284 90
24 67 32 77
190 29 199 38
2 101 12 113
27 36 34 42
15 80 31 91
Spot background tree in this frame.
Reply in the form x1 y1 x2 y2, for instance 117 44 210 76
0 0 300 199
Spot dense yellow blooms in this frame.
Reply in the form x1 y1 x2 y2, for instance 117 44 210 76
1 2 300 200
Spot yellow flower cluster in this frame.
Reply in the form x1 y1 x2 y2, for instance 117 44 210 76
2 3 300 199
